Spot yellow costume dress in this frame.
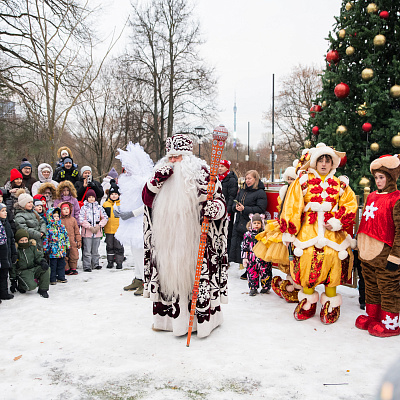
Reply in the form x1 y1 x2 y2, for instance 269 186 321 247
280 170 357 288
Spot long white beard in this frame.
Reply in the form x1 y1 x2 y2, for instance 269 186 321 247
152 162 201 299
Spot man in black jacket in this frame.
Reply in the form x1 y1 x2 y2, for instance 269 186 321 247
218 160 238 253
75 166 104 203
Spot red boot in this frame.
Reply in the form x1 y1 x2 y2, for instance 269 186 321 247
271 276 283 298
320 293 342 324
294 290 319 321
355 304 380 331
368 310 400 338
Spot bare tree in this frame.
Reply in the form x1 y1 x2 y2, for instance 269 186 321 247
0 0 116 161
124 0 217 160
264 64 322 159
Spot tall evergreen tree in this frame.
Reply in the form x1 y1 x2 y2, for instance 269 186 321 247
307 1 400 194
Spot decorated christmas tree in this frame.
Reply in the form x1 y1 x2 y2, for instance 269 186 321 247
307 1 400 194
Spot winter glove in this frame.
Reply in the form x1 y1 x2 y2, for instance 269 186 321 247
12 254 18 264
120 211 134 220
10 279 17 293
40 259 49 271
113 206 121 218
203 200 220 219
386 261 400 272
150 165 174 186
242 259 249 269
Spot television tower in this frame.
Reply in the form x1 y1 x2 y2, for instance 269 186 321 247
233 93 237 148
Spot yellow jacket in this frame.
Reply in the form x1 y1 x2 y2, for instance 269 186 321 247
103 198 120 234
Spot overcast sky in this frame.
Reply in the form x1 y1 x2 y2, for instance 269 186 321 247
98 0 342 147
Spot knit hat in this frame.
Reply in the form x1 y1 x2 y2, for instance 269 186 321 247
20 158 32 170
18 192 34 208
0 203 6 212
15 229 29 242
220 160 231 170
85 188 96 200
63 157 73 165
107 167 119 179
33 198 43 207
10 168 23 182
165 134 193 157
80 165 92 175
60 150 69 158
60 203 70 210
52 207 61 216
108 179 120 195
0 189 3 196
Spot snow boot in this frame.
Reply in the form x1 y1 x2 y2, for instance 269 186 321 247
355 303 380 331
271 276 283 298
320 293 342 324
249 289 258 296
116 263 123 269
124 278 142 291
107 261 114 269
294 289 319 321
368 309 400 338
0 293 14 300
38 289 49 298
134 283 144 296
260 288 270 294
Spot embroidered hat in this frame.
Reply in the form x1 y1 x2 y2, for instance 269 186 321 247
165 134 193 157
220 160 231 170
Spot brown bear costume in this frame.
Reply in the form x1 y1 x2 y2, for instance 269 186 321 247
356 155 400 338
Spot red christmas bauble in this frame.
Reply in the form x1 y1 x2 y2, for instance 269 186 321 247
312 126 320 135
380 11 389 19
310 105 322 117
362 122 372 132
334 82 350 99
326 50 340 63
338 155 347 168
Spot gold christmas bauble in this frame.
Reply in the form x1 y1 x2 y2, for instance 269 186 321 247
392 133 400 148
370 142 379 152
345 2 353 11
304 139 312 148
390 85 400 98
338 29 346 39
336 125 348 135
373 34 386 47
361 68 374 81
357 102 368 116
322 101 328 108
359 176 371 187
346 46 355 56
367 3 378 13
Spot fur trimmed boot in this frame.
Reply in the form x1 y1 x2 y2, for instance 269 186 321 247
355 303 380 331
368 309 400 338
320 293 342 324
294 289 319 321
280 275 300 303
271 276 283 298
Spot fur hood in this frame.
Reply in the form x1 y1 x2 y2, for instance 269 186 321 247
37 182 57 198
56 180 77 199
57 146 74 159
37 163 54 182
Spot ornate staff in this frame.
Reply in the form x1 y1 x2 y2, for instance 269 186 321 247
187 124 229 347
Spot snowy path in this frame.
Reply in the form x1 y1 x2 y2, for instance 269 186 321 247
0 242 397 400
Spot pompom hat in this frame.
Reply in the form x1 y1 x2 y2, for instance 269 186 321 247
220 160 231 170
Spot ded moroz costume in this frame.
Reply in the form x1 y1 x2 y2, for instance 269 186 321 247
141 134 228 337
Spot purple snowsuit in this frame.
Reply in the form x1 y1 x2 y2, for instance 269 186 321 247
241 229 272 290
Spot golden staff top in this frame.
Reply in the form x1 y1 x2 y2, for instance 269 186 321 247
186 124 229 347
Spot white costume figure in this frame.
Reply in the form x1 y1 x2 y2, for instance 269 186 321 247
115 143 153 292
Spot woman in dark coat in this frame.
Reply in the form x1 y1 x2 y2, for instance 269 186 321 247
229 170 267 267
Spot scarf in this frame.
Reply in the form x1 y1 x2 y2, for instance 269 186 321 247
218 171 229 181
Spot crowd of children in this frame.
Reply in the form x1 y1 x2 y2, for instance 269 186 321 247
0 154 126 302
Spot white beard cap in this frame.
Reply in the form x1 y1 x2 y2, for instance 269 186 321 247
151 161 202 299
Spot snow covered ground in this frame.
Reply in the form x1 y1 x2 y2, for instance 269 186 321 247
0 241 398 400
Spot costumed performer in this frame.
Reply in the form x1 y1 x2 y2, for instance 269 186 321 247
114 142 154 297
141 134 228 337
280 143 357 324
356 155 400 337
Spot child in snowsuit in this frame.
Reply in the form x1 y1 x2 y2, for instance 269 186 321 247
60 202 81 275
10 229 50 298
79 189 108 272
33 196 47 224
102 180 124 269
241 213 272 296
43 208 70 284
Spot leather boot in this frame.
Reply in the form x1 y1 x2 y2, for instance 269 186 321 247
368 309 400 338
355 304 380 330
320 293 342 324
294 289 319 321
